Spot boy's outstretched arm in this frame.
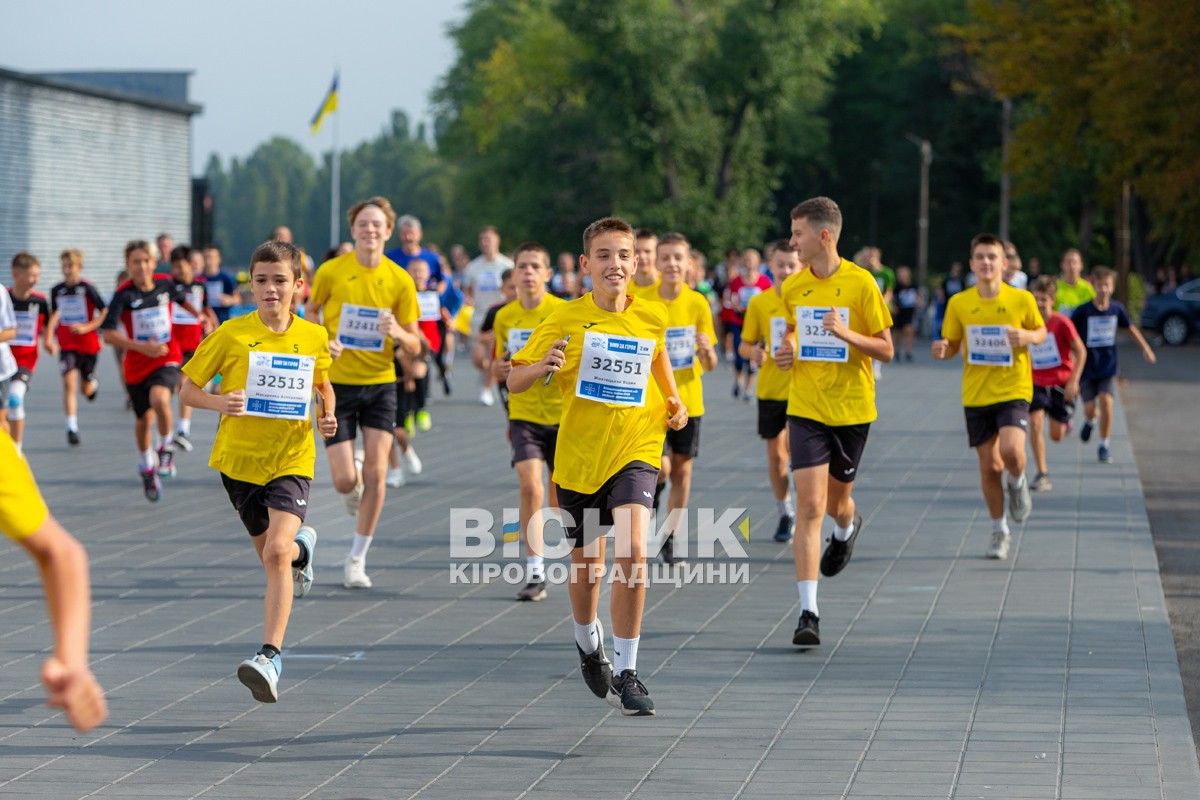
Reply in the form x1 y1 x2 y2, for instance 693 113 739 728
1126 325 1158 364
651 349 688 430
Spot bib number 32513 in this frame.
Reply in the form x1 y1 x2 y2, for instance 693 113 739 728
576 331 654 406
245 353 316 419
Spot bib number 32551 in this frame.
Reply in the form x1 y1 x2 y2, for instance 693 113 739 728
576 331 654 406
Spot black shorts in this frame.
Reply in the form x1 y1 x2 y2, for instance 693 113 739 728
665 415 702 459
180 350 196 368
555 462 659 550
964 399 1030 448
1080 376 1115 403
220 474 311 537
788 416 871 482
893 308 916 329
1031 385 1074 424
510 420 558 470
327 381 397 445
127 366 180 418
60 350 98 381
13 367 33 386
757 399 788 439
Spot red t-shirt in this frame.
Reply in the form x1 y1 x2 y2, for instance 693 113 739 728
10 291 51 372
1032 311 1079 388
50 281 107 355
102 278 190 384
724 272 772 326
171 277 208 355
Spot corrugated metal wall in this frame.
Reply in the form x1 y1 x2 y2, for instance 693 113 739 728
0 76 192 293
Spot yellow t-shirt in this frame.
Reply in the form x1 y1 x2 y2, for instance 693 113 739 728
741 288 791 401
182 312 332 485
629 277 661 299
1055 279 1096 315
309 251 420 385
941 283 1044 407
645 285 715 417
513 292 668 495
0 429 48 541
780 259 894 426
493 293 566 426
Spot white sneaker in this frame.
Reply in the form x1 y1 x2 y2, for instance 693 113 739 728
480 387 496 407
986 531 1011 560
403 446 423 475
386 467 406 488
342 449 365 516
343 556 373 589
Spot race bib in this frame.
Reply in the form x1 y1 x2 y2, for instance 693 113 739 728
13 310 38 347
337 304 387 352
768 316 788 359
417 291 441 323
506 327 533 358
205 281 224 308
576 331 654 406
245 353 315 419
1030 335 1062 370
132 305 171 344
966 325 1013 367
665 325 696 370
737 285 762 308
477 270 501 293
795 306 850 362
1086 315 1117 348
57 294 88 326
173 285 206 325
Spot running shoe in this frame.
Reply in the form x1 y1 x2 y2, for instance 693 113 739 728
292 526 317 598
403 446 423 475
1098 444 1113 464
480 387 496 407
731 383 740 399
660 534 686 565
1080 418 1094 443
174 431 194 452
157 445 176 479
577 619 613 699
819 513 863 578
773 514 794 543
237 652 281 703
1031 472 1052 492
343 450 365 516
416 410 432 432
1007 476 1032 523
67 429 81 446
139 465 161 502
792 610 820 647
607 669 655 716
385 467 406 488
986 531 1011 560
516 581 547 602
343 555 373 589
83 380 99 401
441 372 453 397
404 413 416 437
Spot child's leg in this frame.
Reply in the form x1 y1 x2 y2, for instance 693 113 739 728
998 425 1027 479
792 464 829 582
149 385 173 441
824 475 856 530
1029 409 1048 475
516 459 547 561
610 504 649 640
974 436 1005 521
1049 417 1067 442
568 537 605 626
1083 398 1097 422
767 431 790 504
667 453 694 526
251 509 303 649
1098 391 1114 439
62 368 78 420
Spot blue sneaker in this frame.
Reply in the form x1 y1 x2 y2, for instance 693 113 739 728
293 526 317 598
1098 444 1113 464
237 652 281 703
1080 419 1094 443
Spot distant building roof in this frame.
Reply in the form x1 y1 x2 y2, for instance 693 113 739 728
0 66 201 115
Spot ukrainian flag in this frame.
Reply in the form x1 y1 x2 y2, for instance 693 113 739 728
310 71 339 134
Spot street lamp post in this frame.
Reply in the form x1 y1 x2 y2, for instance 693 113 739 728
905 133 933 289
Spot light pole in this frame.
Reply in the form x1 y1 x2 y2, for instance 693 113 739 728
904 133 933 289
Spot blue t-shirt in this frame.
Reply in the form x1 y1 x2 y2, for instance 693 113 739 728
1071 300 1131 380
440 284 464 317
204 271 238 323
384 247 445 284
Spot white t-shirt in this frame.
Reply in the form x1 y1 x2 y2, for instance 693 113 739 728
1005 271 1029 290
0 290 18 381
464 254 514 329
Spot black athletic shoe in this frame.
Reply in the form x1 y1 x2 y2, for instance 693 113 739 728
1080 419 1094 443
660 534 686 565
607 669 655 716
792 610 820 647
773 514 794 542
140 467 161 503
819 513 863 578
174 431 194 452
577 619 613 699
66 430 81 446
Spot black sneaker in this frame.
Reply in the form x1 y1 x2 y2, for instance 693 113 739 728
515 581 547 602
820 513 863 578
660 534 686 565
607 669 655 716
577 619 613 699
792 610 820 647
174 431 194 452
773 514 794 542
1080 419 1094 443
140 467 161 503
67 430 81 446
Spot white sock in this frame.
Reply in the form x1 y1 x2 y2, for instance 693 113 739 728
1008 473 1026 491
161 432 175 449
15 441 22 455
573 619 599 654
141 449 156 470
777 498 795 518
177 418 191 436
526 555 545 582
798 580 818 615
993 516 1010 535
613 635 639 674
833 519 855 542
66 415 78 432
1100 437 1110 447
349 533 372 561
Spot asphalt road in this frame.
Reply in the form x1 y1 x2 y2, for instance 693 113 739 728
1119 338 1200 755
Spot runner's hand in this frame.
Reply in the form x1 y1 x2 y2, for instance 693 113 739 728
822 309 849 340
930 339 950 360
329 339 344 360
140 342 169 358
492 358 512 382
1064 378 1080 403
775 336 794 370
42 657 107 733
317 411 337 439
220 389 246 416
666 397 688 431
540 338 568 377
1005 326 1025 347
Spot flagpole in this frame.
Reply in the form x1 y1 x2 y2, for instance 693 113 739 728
329 84 340 248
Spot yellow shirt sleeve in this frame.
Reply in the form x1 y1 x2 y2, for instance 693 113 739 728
942 295 964 343
0 429 49 541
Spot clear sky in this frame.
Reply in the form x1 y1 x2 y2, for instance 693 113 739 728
1 0 465 174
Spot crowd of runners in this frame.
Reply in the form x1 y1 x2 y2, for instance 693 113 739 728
0 194 1155 728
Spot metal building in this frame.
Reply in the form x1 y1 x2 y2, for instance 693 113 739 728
0 67 201 290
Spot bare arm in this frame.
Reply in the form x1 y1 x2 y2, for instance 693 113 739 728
931 336 962 360
1126 324 1157 363
315 377 337 438
0 326 14 345
1065 336 1087 401
695 332 718 371
179 377 245 416
103 328 167 358
508 338 568 394
651 349 688 430
1007 325 1047 347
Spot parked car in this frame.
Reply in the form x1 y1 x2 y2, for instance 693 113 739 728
1141 278 1200 345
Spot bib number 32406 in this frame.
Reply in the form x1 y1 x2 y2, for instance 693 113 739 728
966 325 1013 367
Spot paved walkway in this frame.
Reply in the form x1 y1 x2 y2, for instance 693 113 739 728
2 350 1197 799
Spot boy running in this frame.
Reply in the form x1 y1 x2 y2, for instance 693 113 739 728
629 228 660 297
181 241 336 703
305 196 421 589
169 246 217 452
508 216 688 715
8 253 53 451
101 241 210 501
775 197 893 647
932 233 1046 560
1070 266 1156 463
1054 249 1095 315
47 249 107 446
738 240 803 542
491 242 565 601
1028 276 1086 490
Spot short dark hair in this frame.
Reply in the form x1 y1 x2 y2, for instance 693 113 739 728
249 241 303 279
1090 265 1116 283
169 245 192 264
513 241 551 266
347 196 397 228
11 252 39 271
500 268 514 284
125 240 153 261
634 227 657 242
790 196 843 239
969 233 1005 256
582 216 634 255
765 239 794 259
203 243 222 254
1031 275 1057 296
657 232 690 249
